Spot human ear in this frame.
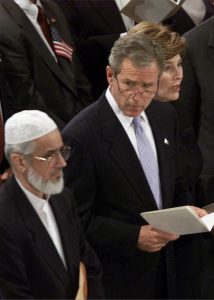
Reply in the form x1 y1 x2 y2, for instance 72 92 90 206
106 66 114 85
10 153 28 173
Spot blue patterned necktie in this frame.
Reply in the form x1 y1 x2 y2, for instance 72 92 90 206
133 116 162 209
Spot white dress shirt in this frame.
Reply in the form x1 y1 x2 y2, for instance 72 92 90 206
16 178 67 268
105 88 158 160
13 0 57 59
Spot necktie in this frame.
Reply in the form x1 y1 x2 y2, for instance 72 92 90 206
0 112 4 165
36 6 54 50
133 116 162 209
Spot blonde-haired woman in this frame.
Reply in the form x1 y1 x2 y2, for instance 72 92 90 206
128 21 203 299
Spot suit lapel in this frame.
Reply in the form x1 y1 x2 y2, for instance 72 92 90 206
42 2 78 95
2 0 75 94
146 102 173 209
98 97 158 210
50 193 79 285
10 177 70 289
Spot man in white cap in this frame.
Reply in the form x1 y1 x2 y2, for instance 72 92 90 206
0 110 104 299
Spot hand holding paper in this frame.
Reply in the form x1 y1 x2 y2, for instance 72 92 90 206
141 205 213 235
137 225 179 252
190 205 208 218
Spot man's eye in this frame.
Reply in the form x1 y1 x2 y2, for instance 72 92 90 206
125 82 135 87
142 83 153 88
44 151 56 159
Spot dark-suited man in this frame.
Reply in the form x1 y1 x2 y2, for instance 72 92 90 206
178 15 214 298
0 0 92 129
62 32 206 299
179 16 214 206
0 110 104 299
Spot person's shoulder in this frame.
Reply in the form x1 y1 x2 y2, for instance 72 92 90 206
149 100 177 114
184 16 214 39
41 0 60 10
60 186 75 201
0 3 22 37
62 96 104 134
57 187 79 216
0 3 14 27
42 0 70 21
0 177 14 204
0 179 21 227
147 100 178 125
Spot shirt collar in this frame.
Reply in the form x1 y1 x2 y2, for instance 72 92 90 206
105 86 148 130
13 0 42 19
15 177 50 213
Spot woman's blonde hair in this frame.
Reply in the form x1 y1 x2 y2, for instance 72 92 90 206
128 21 186 60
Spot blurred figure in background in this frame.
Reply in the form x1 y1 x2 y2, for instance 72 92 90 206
164 0 214 34
178 15 214 298
0 0 92 129
52 0 134 98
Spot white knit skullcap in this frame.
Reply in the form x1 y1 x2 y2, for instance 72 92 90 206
5 110 57 144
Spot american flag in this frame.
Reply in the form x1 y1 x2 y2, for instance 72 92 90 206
50 26 73 61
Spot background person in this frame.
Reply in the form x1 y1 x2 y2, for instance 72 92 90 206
178 15 214 299
0 0 92 129
52 0 134 99
163 0 214 34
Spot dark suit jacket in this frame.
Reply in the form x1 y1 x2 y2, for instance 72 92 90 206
167 101 204 298
62 95 192 299
52 0 127 98
163 0 214 34
0 0 92 129
0 176 104 299
169 101 202 201
178 16 214 205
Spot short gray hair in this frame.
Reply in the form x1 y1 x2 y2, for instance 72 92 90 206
108 32 164 75
5 141 36 164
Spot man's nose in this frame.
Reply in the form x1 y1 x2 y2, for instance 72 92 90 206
57 152 67 168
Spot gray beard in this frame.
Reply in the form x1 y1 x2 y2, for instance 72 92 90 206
27 167 64 195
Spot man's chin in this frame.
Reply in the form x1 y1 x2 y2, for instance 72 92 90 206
27 167 64 195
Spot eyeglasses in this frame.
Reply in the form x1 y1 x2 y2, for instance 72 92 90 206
115 76 157 99
25 145 71 165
